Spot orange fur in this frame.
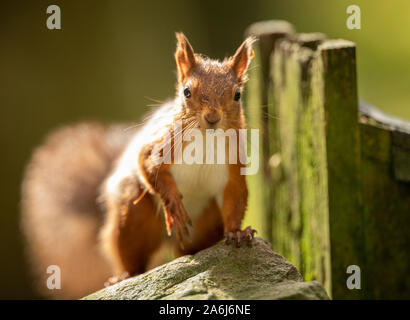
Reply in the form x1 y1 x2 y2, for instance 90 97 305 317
21 123 133 298
101 33 255 279
21 33 256 298
177 198 224 255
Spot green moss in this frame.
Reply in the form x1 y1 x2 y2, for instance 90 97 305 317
360 123 410 299
270 38 332 295
243 21 410 299
83 238 329 300
299 52 331 293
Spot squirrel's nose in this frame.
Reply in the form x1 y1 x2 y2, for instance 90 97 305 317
204 112 221 125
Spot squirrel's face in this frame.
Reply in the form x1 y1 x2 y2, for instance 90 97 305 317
174 33 255 130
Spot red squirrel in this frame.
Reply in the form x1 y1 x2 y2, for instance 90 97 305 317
21 33 256 299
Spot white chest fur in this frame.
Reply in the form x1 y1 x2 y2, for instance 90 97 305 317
170 163 228 222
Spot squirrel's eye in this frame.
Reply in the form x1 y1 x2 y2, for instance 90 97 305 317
183 87 191 98
234 90 241 101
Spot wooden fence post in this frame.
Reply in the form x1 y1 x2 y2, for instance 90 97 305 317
359 104 410 299
317 40 364 299
270 34 334 295
271 38 365 298
244 20 410 299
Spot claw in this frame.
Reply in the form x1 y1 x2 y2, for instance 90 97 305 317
224 226 257 247
165 213 174 236
236 230 242 247
224 231 234 245
178 201 192 227
162 194 191 246
174 213 189 237
244 226 257 246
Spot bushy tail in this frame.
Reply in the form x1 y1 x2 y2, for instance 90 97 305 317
21 122 132 299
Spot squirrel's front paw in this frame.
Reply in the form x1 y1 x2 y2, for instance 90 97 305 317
224 226 257 247
163 192 192 245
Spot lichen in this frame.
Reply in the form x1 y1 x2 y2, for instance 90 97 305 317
83 238 329 300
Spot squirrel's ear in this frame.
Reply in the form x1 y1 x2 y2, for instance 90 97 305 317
175 32 196 82
230 36 256 83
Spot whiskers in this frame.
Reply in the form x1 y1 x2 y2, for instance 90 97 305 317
123 122 145 132
123 97 170 133
263 112 281 121
243 103 282 122
144 96 167 105
246 63 260 73
154 118 199 189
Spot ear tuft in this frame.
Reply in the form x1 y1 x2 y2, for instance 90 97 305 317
230 36 257 83
175 32 196 82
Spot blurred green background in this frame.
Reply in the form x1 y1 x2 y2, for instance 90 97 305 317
0 0 409 298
